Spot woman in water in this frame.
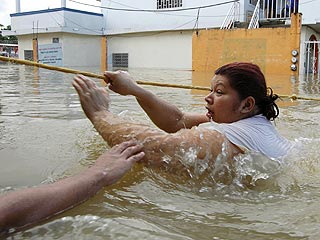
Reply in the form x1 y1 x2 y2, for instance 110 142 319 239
72 62 292 178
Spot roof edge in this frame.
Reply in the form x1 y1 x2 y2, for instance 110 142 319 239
10 7 103 18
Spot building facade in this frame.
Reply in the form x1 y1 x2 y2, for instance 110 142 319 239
4 0 320 76
5 0 105 68
101 0 320 76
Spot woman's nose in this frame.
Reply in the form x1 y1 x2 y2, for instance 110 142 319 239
205 93 213 104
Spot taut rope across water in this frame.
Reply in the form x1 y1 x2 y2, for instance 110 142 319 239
1 56 319 101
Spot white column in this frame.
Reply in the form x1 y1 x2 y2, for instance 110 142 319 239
61 0 66 8
16 0 21 13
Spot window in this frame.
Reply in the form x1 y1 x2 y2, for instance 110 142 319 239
249 0 258 5
52 38 59 43
24 50 33 61
112 53 128 68
157 0 182 9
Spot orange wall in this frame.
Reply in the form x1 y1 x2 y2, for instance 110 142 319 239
192 15 301 76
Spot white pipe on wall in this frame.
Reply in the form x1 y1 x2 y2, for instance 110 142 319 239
61 0 66 8
16 0 21 13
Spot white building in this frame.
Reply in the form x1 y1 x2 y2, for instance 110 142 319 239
4 0 105 67
3 0 320 74
298 1 320 74
102 0 254 70
102 0 320 74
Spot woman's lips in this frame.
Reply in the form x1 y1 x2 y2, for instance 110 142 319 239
206 107 213 120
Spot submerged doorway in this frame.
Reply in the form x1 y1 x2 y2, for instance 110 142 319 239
304 35 319 76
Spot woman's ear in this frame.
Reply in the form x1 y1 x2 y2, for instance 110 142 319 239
240 96 255 113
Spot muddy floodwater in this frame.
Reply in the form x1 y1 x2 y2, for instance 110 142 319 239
1 63 320 239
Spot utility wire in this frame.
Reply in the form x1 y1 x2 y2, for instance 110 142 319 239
107 18 199 38
54 10 104 34
100 0 242 18
300 0 320 5
69 0 238 12
103 0 141 10
192 8 201 32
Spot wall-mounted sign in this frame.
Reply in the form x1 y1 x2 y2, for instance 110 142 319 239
38 43 63 66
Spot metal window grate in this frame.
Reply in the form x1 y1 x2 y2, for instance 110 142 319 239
304 41 320 76
24 50 33 61
112 53 128 68
157 0 182 9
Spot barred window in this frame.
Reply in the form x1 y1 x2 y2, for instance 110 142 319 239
157 0 182 9
112 53 128 68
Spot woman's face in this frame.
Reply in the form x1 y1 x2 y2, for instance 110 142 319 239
205 74 245 123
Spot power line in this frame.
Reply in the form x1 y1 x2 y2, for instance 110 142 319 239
108 18 199 38
300 0 320 5
54 10 104 34
192 8 200 32
69 0 238 12
102 0 141 10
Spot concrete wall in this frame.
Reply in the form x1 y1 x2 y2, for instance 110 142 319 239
18 32 102 67
62 33 101 67
107 31 192 70
300 26 320 43
17 34 33 60
100 0 318 35
102 0 250 35
299 1 320 24
11 8 104 36
192 26 300 75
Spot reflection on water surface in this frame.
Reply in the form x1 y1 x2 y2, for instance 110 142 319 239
1 63 320 239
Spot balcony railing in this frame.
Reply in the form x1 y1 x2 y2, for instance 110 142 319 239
262 0 299 20
248 0 299 29
220 1 240 29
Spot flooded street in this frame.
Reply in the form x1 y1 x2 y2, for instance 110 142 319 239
1 63 320 239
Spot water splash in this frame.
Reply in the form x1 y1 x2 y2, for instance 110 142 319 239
232 151 282 189
275 137 320 193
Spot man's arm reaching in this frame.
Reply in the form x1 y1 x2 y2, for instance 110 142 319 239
0 141 144 236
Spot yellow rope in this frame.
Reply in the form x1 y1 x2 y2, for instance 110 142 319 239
278 94 318 101
1 56 320 101
0 56 209 91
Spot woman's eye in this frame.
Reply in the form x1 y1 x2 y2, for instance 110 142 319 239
209 88 223 95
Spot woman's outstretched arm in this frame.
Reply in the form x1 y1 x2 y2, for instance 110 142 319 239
104 71 209 133
72 74 240 169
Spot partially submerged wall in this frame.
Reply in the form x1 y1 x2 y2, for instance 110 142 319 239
192 14 301 76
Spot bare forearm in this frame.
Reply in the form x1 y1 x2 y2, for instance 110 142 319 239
103 71 207 132
92 112 237 169
92 111 170 149
0 167 105 234
133 88 186 133
133 88 208 133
